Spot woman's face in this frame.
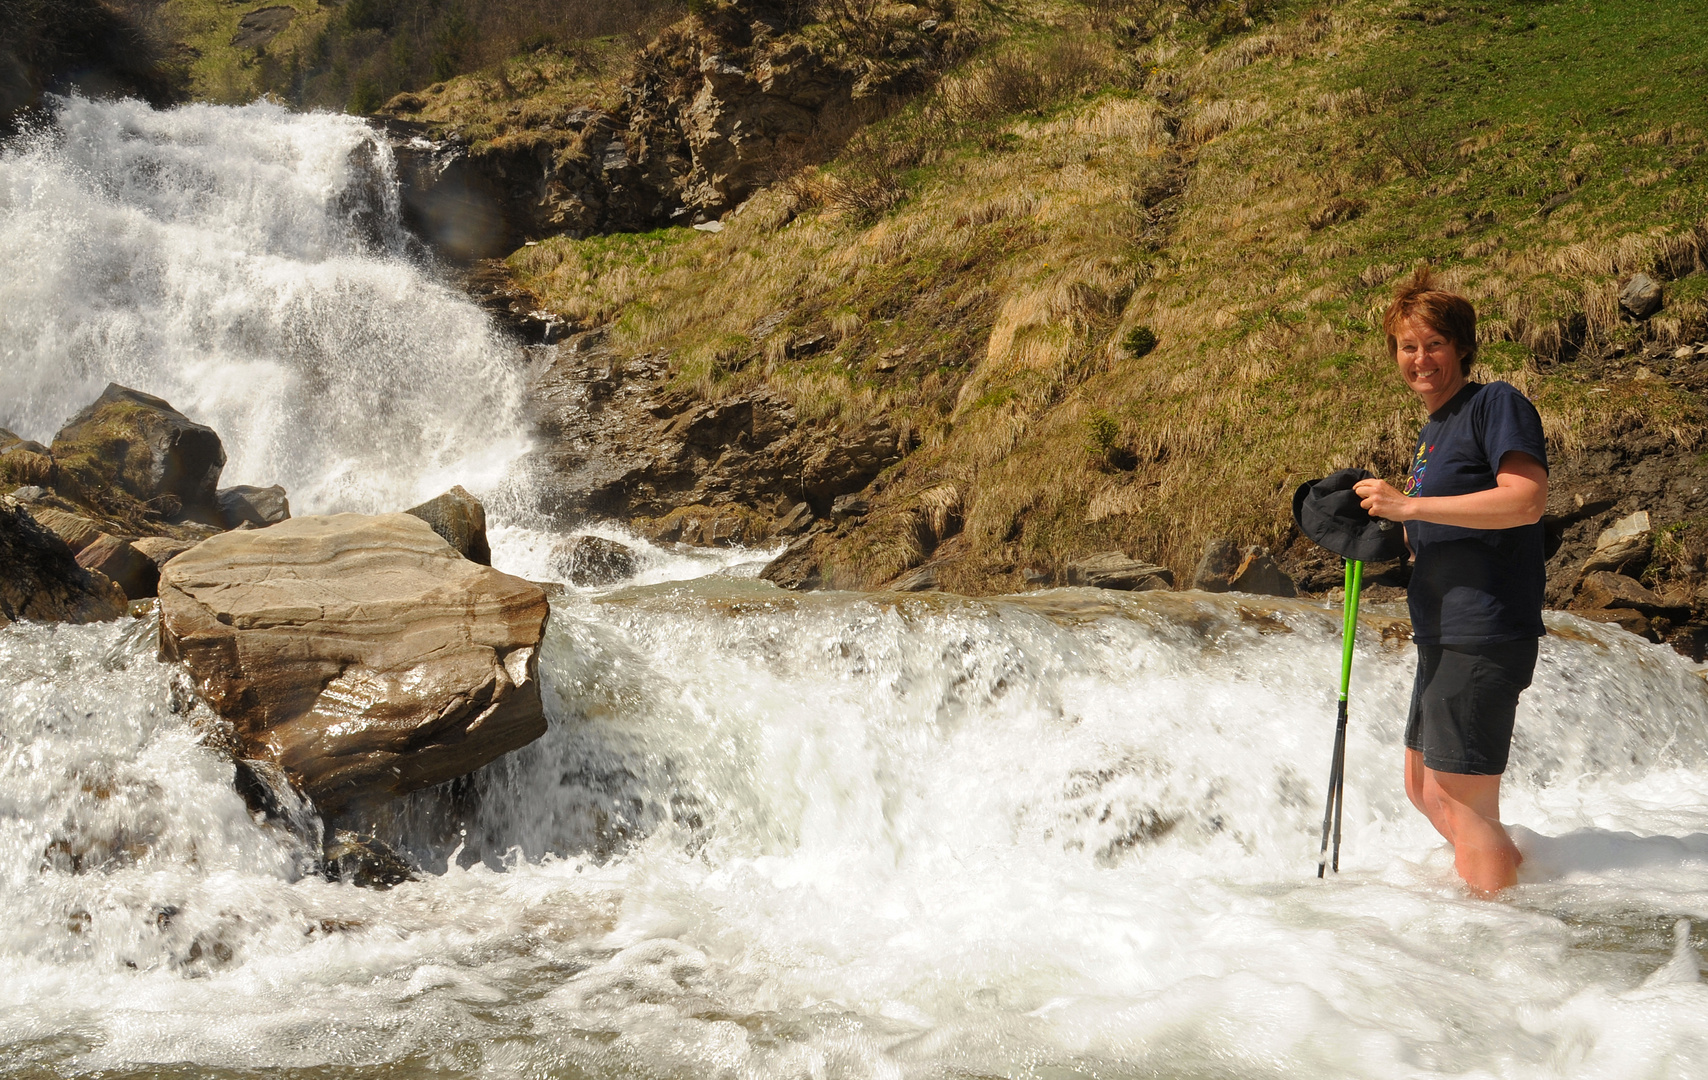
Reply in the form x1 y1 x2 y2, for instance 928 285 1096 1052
1392 315 1466 405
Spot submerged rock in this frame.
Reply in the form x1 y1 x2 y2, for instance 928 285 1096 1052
404 485 491 564
51 383 226 524
0 495 128 625
323 830 417 890
554 534 637 586
158 513 549 812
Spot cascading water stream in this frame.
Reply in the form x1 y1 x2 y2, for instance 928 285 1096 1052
1 96 530 515
4 97 1708 1079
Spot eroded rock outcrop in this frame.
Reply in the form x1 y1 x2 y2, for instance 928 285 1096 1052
159 514 549 811
553 534 638 586
0 495 128 626
529 329 906 533
381 0 968 255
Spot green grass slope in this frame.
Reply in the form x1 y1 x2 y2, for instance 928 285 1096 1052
511 0 1708 593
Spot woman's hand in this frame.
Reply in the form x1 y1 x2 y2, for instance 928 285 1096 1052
1355 453 1546 530
1354 477 1413 522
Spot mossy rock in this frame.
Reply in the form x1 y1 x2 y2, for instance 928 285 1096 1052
50 384 226 526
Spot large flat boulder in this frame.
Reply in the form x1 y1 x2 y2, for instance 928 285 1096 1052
158 513 550 812
1 496 128 626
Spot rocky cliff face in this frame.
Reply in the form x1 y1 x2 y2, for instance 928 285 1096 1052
382 0 966 257
525 328 908 552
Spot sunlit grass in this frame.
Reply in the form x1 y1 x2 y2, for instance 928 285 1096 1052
510 0 1708 591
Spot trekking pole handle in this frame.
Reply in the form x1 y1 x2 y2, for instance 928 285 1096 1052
1339 559 1363 702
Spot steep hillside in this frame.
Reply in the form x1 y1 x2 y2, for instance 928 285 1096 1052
156 0 681 109
505 0 1708 613
1 0 183 129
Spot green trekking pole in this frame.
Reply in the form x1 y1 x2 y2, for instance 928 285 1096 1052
1317 557 1364 877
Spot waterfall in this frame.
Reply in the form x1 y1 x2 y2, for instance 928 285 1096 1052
4 98 1708 1080
0 95 530 515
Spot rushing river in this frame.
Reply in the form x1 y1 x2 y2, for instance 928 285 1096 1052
4 98 1708 1080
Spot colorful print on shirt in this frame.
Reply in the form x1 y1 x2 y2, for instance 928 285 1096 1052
1405 440 1432 496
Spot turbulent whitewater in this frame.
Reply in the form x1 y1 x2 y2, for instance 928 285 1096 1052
0 96 530 514
5 98 1708 1080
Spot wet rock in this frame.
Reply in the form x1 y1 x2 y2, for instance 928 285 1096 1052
1021 566 1053 586
158 513 549 812
50 383 226 524
404 485 490 565
75 534 158 600
1620 273 1663 320
760 533 828 590
1065 552 1173 591
384 125 514 261
1583 510 1652 575
889 565 939 592
1575 607 1654 640
323 830 416 890
555 534 638 586
1229 546 1297 598
0 495 128 625
25 506 104 554
650 503 766 547
218 485 291 530
1191 538 1242 592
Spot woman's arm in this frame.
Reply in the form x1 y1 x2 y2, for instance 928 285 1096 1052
1353 451 1547 530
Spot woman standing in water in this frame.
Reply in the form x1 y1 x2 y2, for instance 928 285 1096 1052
1353 269 1549 895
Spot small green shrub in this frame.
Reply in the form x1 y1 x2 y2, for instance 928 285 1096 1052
1084 410 1120 457
1123 325 1158 359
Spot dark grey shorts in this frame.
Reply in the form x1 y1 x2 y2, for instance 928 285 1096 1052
1405 639 1539 776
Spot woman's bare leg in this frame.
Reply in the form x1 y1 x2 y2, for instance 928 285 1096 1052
1404 749 1438 829
1419 767 1520 895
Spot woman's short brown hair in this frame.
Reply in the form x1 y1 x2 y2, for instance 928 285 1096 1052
1383 266 1477 375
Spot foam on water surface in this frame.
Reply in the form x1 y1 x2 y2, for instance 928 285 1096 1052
4 96 1708 1080
4 589 1708 1079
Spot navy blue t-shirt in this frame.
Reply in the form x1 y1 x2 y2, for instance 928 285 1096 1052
1403 381 1549 645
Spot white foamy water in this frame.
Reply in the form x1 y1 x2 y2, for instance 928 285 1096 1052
0 95 530 514
5 96 1708 1079
3 590 1708 1079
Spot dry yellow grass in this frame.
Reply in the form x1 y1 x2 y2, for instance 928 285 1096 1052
511 0 1708 593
